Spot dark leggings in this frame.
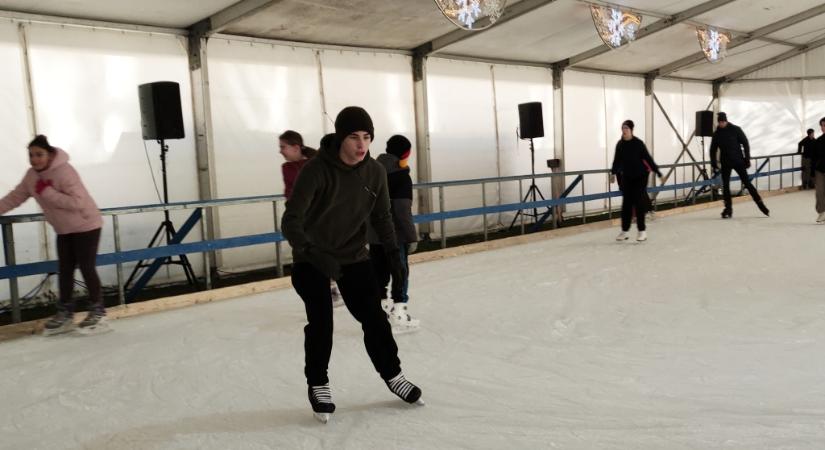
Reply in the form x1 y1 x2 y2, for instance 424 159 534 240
292 260 402 386
56 228 103 314
620 175 648 232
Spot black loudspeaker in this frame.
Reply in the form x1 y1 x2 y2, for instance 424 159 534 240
695 110 714 137
138 81 185 140
518 102 544 139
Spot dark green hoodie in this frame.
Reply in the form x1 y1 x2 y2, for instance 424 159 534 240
281 137 398 265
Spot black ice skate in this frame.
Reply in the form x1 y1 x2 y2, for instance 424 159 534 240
308 385 335 423
721 208 732 219
42 311 75 336
77 310 111 335
386 373 424 405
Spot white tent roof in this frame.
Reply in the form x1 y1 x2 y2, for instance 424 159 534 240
1 0 825 81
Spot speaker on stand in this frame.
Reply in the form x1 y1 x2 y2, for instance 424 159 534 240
126 81 198 300
509 102 552 229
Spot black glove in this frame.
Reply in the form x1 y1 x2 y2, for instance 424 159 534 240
303 245 341 280
711 164 719 172
387 248 408 285
744 159 751 169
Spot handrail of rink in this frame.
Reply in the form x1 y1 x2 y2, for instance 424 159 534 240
0 152 800 322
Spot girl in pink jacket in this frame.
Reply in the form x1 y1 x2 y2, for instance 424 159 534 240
0 135 106 335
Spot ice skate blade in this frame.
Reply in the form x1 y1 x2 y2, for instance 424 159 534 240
314 412 331 423
391 325 421 335
42 324 76 337
76 323 112 336
414 398 426 406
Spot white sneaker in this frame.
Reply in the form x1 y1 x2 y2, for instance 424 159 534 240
331 282 345 308
817 212 825 223
615 231 629 241
389 303 420 334
636 231 647 242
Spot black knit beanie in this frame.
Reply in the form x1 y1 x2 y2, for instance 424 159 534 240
386 135 411 159
335 106 374 142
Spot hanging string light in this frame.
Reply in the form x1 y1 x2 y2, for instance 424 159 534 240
433 0 507 30
590 5 641 49
697 27 731 63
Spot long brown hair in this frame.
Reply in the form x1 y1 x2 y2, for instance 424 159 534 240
279 130 317 158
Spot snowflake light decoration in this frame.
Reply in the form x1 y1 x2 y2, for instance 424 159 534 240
697 27 731 63
590 5 641 49
434 0 507 30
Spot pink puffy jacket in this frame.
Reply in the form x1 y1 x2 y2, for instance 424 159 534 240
0 148 103 235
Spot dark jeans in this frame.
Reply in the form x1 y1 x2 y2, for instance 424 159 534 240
292 260 402 386
620 175 648 232
721 165 762 210
369 244 409 303
56 228 103 314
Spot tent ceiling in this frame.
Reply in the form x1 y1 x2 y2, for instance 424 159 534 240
1 0 824 81
0 0 237 28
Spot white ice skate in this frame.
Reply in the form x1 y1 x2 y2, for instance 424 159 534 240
331 282 345 308
636 231 647 242
817 212 825 224
42 312 75 336
389 303 420 335
380 298 392 315
615 231 629 241
76 312 111 336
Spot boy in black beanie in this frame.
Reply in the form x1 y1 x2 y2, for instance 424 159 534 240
368 135 420 333
282 106 423 423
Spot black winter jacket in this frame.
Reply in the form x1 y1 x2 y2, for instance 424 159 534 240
281 137 398 265
368 154 417 245
710 123 750 168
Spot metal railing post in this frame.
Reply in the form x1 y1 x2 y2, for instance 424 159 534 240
112 215 125 306
273 201 283 278
481 182 488 242
2 223 20 323
581 177 586 224
518 179 525 234
199 207 212 290
439 186 446 249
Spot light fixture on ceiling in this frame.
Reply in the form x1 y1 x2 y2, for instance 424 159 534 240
433 0 507 30
590 5 641 49
697 27 731 63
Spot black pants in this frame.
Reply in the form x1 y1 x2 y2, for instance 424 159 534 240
292 260 401 386
56 228 103 314
721 165 762 210
620 175 648 232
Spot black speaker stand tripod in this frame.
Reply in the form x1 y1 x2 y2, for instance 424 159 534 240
509 137 551 229
125 139 199 296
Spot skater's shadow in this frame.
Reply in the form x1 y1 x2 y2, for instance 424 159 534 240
81 400 408 449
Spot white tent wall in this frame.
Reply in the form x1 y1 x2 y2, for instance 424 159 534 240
426 57 498 238
0 21 43 302
563 71 645 217
206 39 323 272
720 80 803 190
652 80 713 202
491 64 554 229
19 23 202 296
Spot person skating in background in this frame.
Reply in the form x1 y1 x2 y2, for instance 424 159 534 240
710 112 769 219
368 135 420 334
610 120 663 242
0 135 107 335
798 128 817 190
279 130 344 308
281 107 423 423
813 118 825 223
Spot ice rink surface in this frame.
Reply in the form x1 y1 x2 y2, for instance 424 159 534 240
2 191 824 450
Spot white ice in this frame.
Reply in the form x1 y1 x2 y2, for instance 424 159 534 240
2 191 824 450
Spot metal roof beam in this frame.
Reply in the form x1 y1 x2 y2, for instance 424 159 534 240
717 34 825 82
